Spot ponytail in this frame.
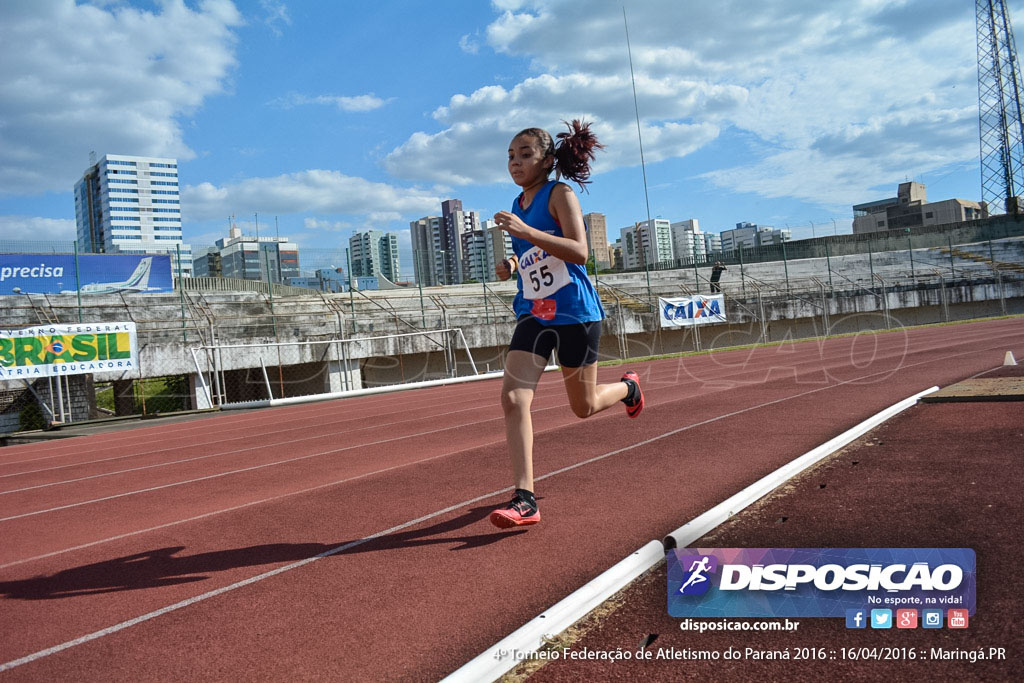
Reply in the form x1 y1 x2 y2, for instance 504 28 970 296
554 119 604 191
513 119 604 191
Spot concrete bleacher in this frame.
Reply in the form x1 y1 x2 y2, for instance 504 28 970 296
596 237 1024 301
3 234 1020 424
5 237 1021 347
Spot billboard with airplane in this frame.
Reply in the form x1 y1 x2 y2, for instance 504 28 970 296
0 253 174 295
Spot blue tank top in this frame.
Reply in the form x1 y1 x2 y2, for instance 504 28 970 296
509 180 605 325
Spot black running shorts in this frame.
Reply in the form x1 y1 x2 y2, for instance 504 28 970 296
508 315 603 368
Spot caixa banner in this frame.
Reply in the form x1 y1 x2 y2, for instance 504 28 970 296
659 295 726 328
668 548 976 618
0 322 139 380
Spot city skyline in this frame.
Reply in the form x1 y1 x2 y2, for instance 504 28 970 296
1 1 1013 279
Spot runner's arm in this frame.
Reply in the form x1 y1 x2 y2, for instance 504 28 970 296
493 185 589 265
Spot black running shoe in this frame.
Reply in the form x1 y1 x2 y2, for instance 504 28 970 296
621 371 644 418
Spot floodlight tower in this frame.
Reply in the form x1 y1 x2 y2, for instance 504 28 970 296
977 0 1024 214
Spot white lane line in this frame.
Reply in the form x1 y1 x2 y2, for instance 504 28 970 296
0 446 469 570
0 370 850 564
0 319 1012 466
0 487 512 674
0 400 509 492
0 366 948 673
0 418 499 523
2 332 1012 521
6 328 1012 565
0 390 599 520
0 391 501 470
2 319 1000 475
0 376 509 464
0 326 939 484
0 320 920 467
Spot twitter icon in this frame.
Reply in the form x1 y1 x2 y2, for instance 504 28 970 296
870 609 892 629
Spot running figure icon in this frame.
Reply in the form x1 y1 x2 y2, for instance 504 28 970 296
679 556 713 594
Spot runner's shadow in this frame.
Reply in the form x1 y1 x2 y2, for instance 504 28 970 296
333 504 530 556
0 543 327 600
0 505 526 600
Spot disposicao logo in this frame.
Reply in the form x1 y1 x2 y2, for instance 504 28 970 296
667 548 976 619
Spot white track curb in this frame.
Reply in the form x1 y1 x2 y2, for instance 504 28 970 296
663 385 939 549
442 385 939 683
439 540 665 683
219 366 560 410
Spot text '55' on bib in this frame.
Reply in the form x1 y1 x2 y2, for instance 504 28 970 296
519 245 570 300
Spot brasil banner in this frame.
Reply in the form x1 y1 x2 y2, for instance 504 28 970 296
659 294 727 328
0 322 138 380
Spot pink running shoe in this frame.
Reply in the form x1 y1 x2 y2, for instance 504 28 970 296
489 490 541 528
621 371 644 418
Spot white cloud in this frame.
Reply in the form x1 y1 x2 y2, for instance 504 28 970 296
181 170 442 221
388 0 987 206
386 72 735 184
304 217 353 232
459 34 481 55
268 93 391 112
0 216 77 242
260 0 291 37
0 0 242 196
703 108 979 209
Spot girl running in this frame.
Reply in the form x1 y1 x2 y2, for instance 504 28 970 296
489 120 644 529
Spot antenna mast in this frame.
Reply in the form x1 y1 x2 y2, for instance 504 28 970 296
977 0 1024 214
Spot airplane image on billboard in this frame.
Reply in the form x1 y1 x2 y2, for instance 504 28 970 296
0 254 173 295
66 257 157 295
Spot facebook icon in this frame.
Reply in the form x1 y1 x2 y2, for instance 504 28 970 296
846 608 867 629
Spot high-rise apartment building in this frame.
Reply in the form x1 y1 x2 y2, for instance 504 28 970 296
441 199 480 284
583 212 611 267
484 220 513 274
620 219 673 270
720 222 757 251
74 153 192 276
609 240 623 270
460 230 490 283
349 230 399 282
719 222 791 251
460 219 513 283
410 216 443 286
703 233 722 255
670 219 707 263
412 201 482 285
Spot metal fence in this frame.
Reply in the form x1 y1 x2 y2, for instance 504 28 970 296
617 214 1024 277
2 226 1023 432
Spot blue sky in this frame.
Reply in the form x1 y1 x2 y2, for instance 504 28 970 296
0 0 1014 278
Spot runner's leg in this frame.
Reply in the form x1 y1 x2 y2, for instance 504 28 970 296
561 363 629 418
501 349 549 491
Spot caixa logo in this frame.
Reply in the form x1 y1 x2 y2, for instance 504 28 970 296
662 297 721 321
667 548 976 619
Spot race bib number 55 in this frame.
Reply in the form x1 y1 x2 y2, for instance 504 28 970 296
519 246 570 300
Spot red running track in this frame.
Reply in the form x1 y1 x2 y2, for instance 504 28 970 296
1 318 1022 681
